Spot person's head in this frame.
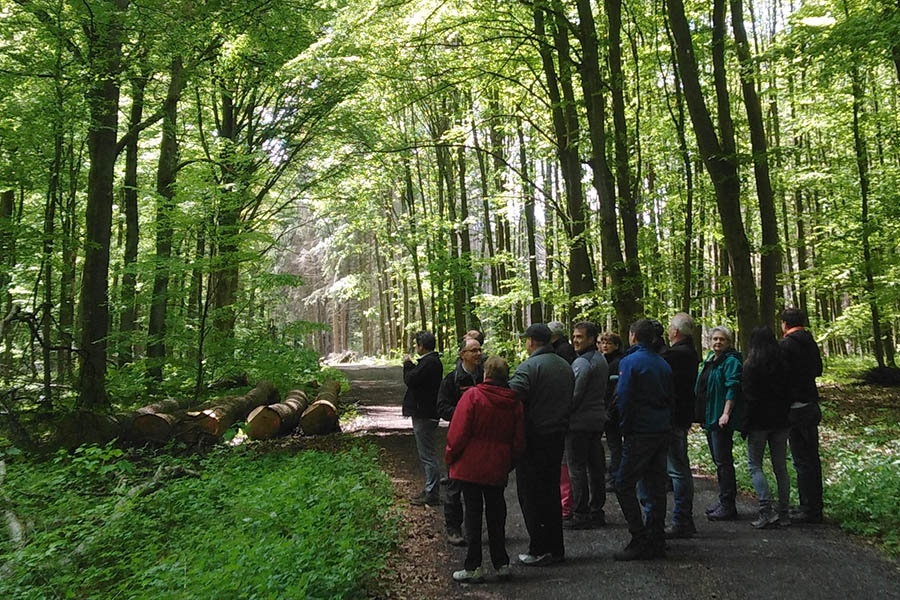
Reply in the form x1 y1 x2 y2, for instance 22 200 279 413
709 326 733 356
572 321 598 353
414 330 436 354
629 319 656 347
599 331 622 355
746 326 778 366
520 323 552 355
668 312 694 343
547 321 567 343
483 356 509 383
458 337 482 370
781 308 805 332
464 329 485 345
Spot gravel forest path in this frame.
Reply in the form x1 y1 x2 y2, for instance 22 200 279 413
338 364 899 600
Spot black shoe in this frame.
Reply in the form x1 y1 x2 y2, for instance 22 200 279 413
411 491 441 506
591 511 607 528
707 505 738 521
789 509 823 524
563 517 592 530
665 522 697 539
613 538 653 561
705 501 722 516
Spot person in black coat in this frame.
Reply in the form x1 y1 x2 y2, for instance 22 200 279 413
548 321 578 364
403 330 444 505
599 332 625 491
744 326 791 529
780 308 824 524
660 313 700 538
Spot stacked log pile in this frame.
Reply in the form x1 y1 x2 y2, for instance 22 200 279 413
247 389 309 440
189 380 278 438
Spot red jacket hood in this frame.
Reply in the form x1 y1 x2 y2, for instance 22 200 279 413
478 381 521 408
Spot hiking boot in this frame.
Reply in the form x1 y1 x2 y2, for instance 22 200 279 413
495 564 511 581
707 504 738 521
591 511 607 528
518 552 553 566
751 509 779 529
452 567 484 583
613 538 653 561
446 530 466 546
705 501 722 516
789 509 823 524
665 521 697 539
411 491 441 506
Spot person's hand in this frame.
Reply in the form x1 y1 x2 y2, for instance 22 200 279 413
403 354 412 364
718 412 730 428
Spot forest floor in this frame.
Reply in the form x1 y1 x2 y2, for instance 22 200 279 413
337 364 900 600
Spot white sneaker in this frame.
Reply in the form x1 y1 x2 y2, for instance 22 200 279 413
518 552 552 566
452 567 484 583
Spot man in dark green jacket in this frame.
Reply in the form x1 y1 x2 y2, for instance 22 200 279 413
509 323 574 566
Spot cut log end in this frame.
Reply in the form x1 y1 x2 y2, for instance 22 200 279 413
300 400 338 436
248 406 281 440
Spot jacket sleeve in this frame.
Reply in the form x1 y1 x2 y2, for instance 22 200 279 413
616 358 634 431
508 363 531 405
436 373 457 422
722 355 743 403
571 356 589 411
445 391 474 465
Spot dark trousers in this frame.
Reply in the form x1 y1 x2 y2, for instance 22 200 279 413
565 430 606 521
605 418 623 481
516 431 566 557
615 432 668 543
443 478 464 534
789 402 823 517
461 481 509 570
706 428 737 507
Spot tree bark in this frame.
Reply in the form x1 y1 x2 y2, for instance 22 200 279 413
147 58 187 382
247 389 309 440
76 0 130 411
518 119 542 323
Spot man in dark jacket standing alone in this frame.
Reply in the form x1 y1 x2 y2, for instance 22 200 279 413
614 319 674 561
780 308 824 524
661 313 700 538
403 331 444 506
437 336 484 544
509 323 574 566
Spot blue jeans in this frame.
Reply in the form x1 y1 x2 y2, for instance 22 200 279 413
412 417 439 494
789 403 823 517
616 432 669 542
746 428 790 514
706 428 736 508
667 426 694 525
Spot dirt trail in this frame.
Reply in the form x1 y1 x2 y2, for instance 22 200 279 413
338 363 899 600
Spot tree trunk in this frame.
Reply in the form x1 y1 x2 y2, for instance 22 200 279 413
730 0 781 330
77 0 130 411
247 389 309 440
666 0 759 348
191 379 278 438
119 74 147 366
518 119 542 323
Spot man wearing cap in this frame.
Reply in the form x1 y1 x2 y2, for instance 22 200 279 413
509 323 575 566
548 321 578 364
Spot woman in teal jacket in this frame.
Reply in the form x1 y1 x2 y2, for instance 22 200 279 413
695 326 743 521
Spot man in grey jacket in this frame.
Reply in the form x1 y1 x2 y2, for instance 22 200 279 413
509 323 575 566
565 321 609 529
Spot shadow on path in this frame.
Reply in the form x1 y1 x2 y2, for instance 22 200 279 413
336 363 900 600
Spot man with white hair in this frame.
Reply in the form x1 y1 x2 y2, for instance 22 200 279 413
548 321 578 364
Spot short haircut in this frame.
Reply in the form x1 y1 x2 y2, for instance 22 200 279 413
630 319 656 346
464 329 485 345
710 325 733 345
669 312 694 337
458 337 479 354
415 330 436 351
483 356 509 382
600 332 622 348
573 321 598 341
781 308 805 328
547 321 566 336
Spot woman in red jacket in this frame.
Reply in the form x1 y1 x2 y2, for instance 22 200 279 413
445 356 525 583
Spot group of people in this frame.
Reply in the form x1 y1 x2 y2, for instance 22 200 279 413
401 308 824 583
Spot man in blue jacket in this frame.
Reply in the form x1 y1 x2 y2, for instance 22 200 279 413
403 331 444 506
614 319 674 560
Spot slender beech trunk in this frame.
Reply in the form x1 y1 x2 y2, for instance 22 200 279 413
730 0 781 329
471 119 498 294
1 190 15 370
118 74 148 365
77 0 130 411
212 89 241 336
403 159 428 330
148 58 187 382
574 0 640 333
518 119 542 323
850 66 885 367
666 0 759 348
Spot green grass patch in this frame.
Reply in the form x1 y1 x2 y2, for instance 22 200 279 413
1 442 400 599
